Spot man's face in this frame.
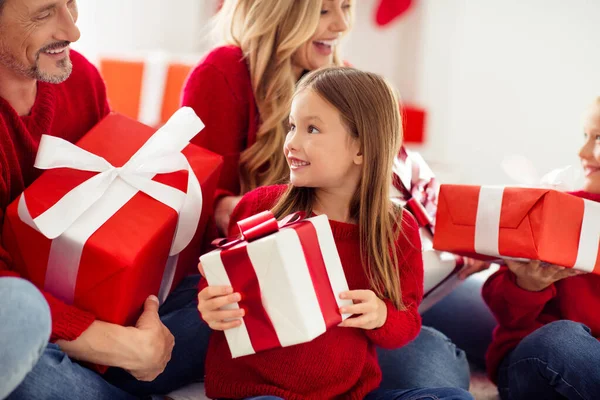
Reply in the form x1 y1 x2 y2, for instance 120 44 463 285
0 0 80 83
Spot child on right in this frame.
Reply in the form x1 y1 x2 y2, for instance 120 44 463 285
483 97 600 400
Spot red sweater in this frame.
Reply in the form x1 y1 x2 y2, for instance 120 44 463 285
204 184 424 400
0 50 110 342
182 45 259 200
483 190 600 383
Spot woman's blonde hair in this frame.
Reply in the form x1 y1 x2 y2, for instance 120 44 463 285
217 0 352 193
272 67 407 309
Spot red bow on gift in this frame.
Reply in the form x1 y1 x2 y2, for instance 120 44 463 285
204 210 345 357
213 211 306 249
392 147 439 234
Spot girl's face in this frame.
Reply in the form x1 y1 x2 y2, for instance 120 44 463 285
579 105 600 193
285 89 362 192
291 0 351 77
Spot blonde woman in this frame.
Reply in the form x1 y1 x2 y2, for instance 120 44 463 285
183 0 470 391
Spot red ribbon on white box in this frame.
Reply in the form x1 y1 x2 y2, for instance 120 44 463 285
18 107 204 304
474 186 600 272
202 212 352 358
391 147 463 309
391 147 438 234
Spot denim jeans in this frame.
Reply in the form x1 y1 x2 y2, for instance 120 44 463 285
0 278 52 399
421 273 497 370
7 275 210 400
225 327 470 400
7 273 471 400
497 320 600 400
377 326 470 390
243 387 474 400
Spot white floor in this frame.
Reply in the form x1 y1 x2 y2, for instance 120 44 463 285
167 382 209 400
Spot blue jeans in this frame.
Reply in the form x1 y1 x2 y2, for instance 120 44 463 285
7 275 211 400
377 326 470 390
244 387 473 399
0 278 52 399
233 328 471 399
497 320 600 400
422 273 496 370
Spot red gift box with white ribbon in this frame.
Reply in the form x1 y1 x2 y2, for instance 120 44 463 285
2 108 223 326
200 211 353 358
433 185 600 274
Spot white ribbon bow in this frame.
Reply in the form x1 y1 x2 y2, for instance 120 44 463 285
501 154 581 192
17 107 205 304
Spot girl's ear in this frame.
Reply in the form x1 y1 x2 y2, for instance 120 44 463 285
354 150 364 165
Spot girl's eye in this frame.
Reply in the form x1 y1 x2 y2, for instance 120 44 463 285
288 123 296 132
308 125 320 134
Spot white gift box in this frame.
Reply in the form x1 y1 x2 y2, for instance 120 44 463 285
419 230 463 313
200 213 352 358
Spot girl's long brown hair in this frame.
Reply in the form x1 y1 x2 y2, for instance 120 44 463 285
272 67 406 309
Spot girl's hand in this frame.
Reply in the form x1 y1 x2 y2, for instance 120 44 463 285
197 286 244 331
338 290 387 330
505 259 584 292
198 261 244 331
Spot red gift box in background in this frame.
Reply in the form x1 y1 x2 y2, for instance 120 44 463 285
402 104 426 144
3 108 223 327
99 56 194 128
433 185 600 274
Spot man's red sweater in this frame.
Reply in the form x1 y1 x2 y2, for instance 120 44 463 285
0 50 110 341
483 190 600 382
203 184 424 400
181 45 259 200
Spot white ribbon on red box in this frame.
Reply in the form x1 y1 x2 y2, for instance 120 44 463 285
474 186 600 273
17 107 204 303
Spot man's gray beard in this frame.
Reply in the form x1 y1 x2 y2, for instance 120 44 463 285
0 47 73 84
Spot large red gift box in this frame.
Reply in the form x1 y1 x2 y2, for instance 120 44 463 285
433 185 600 274
2 108 223 326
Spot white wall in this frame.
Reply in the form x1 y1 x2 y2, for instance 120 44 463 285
73 0 600 186
73 0 218 58
342 0 422 101
412 0 600 185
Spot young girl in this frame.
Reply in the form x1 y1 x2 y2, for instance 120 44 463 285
483 98 600 400
197 67 473 400
187 0 471 390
